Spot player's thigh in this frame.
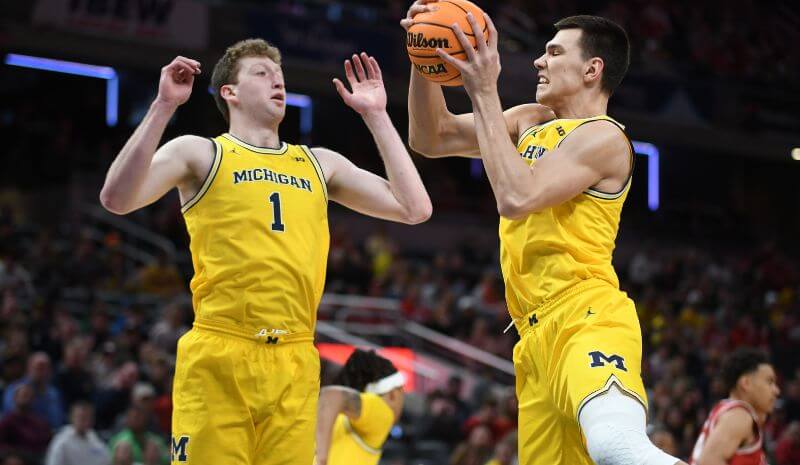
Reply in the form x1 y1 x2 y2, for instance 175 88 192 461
171 330 255 465
515 333 567 465
551 289 647 422
253 344 320 465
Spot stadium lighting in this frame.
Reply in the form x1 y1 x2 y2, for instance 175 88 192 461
792 148 800 161
4 53 119 127
208 86 313 139
632 141 660 211
469 139 661 211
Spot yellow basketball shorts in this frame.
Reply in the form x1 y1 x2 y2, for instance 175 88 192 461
512 279 648 465
171 322 320 465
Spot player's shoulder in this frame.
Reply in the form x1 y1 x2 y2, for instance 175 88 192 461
505 104 557 138
163 134 214 156
714 406 755 434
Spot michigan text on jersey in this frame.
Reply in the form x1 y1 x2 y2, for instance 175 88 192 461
233 168 313 192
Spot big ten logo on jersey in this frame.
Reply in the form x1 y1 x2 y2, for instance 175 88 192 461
588 351 627 371
520 144 547 161
171 436 190 462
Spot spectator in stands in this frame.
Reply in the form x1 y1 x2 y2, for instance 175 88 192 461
44 402 110 465
449 423 493 465
1 455 25 465
0 383 51 461
484 430 517 465
111 382 161 435
110 441 134 465
95 362 138 431
148 298 189 354
776 421 800 465
108 407 168 465
421 391 462 446
444 375 470 423
128 252 183 297
2 352 64 428
55 339 95 408
648 425 678 457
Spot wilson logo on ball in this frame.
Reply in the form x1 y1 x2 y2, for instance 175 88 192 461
414 63 448 75
407 32 451 49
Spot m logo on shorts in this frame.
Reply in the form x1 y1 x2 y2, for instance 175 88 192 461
171 436 190 462
588 351 627 371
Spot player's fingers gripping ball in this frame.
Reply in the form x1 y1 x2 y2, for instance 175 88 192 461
406 0 488 86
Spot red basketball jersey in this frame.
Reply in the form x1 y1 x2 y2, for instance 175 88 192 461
690 399 766 465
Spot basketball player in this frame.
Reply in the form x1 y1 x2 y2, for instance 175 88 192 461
403 2 684 464
690 348 779 465
315 349 405 465
100 39 431 465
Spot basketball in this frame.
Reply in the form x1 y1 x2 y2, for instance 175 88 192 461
406 0 488 86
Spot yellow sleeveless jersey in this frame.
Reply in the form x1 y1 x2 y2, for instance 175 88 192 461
182 133 329 336
327 393 395 465
500 116 633 320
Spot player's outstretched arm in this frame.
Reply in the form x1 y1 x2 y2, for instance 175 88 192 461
438 13 629 219
315 53 431 225
100 57 208 215
694 409 753 465
402 1 549 158
316 386 362 465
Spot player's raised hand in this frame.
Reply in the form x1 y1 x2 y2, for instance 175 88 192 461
333 53 387 116
156 56 201 107
401 0 439 31
437 12 500 97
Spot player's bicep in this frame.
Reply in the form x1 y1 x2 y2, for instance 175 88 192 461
313 148 414 223
696 410 753 464
133 136 210 210
524 123 629 211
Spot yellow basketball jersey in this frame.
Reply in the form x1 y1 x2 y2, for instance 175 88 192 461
182 133 329 336
327 393 395 465
500 116 633 320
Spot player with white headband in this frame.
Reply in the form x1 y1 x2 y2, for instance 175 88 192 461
315 349 406 465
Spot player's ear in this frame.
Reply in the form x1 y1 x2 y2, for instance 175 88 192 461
584 57 604 86
740 374 752 392
220 84 237 102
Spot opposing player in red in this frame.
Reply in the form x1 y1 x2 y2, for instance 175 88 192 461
690 348 780 465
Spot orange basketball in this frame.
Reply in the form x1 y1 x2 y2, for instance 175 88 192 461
406 0 488 87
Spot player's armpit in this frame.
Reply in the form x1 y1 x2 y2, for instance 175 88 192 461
499 120 630 219
342 390 363 419
312 147 432 225
694 408 754 465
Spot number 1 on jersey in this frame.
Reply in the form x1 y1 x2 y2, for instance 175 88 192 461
269 192 285 232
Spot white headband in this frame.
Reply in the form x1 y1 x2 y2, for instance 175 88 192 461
365 372 405 395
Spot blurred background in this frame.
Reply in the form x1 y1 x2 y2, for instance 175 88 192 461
1 0 799 464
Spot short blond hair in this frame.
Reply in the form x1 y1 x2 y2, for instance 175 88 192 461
211 38 282 122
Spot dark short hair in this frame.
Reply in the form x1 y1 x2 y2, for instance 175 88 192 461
333 349 397 392
554 15 630 95
720 348 769 393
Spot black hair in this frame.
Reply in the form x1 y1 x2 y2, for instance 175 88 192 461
334 349 398 392
553 15 630 95
720 348 769 393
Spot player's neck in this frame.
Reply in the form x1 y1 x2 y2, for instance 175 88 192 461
228 118 282 149
551 93 608 120
728 392 765 424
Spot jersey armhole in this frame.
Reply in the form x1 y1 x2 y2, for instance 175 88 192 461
302 145 328 203
516 117 557 146
181 138 223 214
555 119 634 200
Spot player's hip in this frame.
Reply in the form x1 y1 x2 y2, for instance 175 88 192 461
510 278 636 337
